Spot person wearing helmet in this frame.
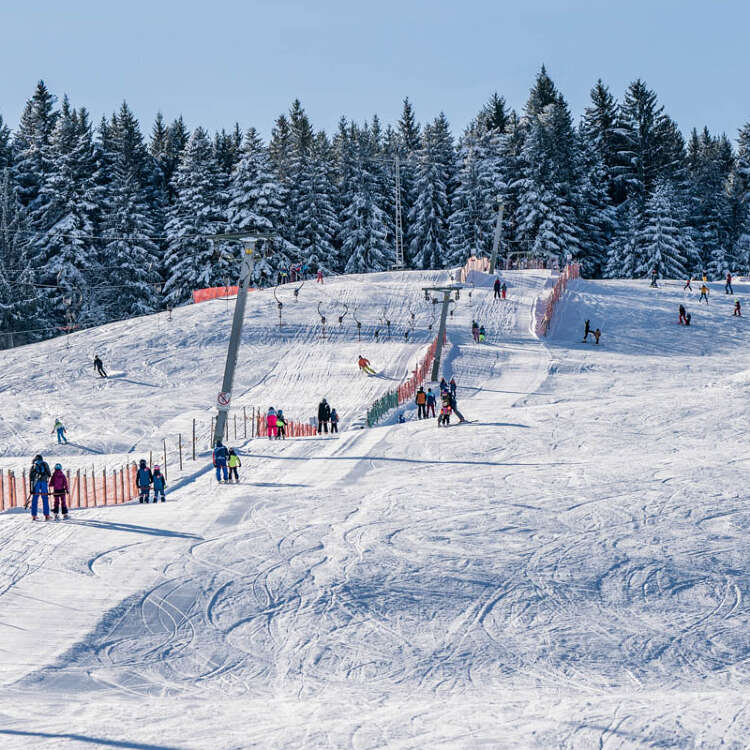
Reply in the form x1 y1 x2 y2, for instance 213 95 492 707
152 465 167 502
317 398 331 434
276 410 286 440
136 459 153 503
49 463 69 519
357 355 375 375
212 440 229 483
266 407 278 440
51 418 68 444
29 454 52 520
228 449 241 482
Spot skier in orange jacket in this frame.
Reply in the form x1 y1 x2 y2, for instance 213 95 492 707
358 355 375 375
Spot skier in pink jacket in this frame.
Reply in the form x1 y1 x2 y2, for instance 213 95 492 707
49 463 69 520
266 407 278 439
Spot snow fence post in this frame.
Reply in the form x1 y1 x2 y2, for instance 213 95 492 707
0 470 4 511
243 407 247 439
179 434 183 472
103 469 107 505
76 470 81 507
192 419 196 461
22 469 27 504
112 469 117 504
163 439 167 481
120 467 125 502
83 470 88 508
92 467 97 506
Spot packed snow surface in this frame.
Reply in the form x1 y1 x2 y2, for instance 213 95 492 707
0 270 748 749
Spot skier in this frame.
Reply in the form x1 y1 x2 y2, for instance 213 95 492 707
438 400 452 427
650 268 659 288
266 407 278 440
583 319 592 342
478 325 486 342
49 463 69 520
449 377 457 398
330 408 339 433
213 440 229 483
471 320 479 343
29 454 51 521
136 459 153 503
415 387 427 419
448 391 466 423
684 276 693 292
593 328 602 344
501 282 507 300
439 377 449 395
316 269 324 283
276 410 286 439
358 355 376 375
152 465 167 502
426 388 436 418
699 284 710 304
93 354 107 378
685 313 692 326
493 278 501 299
726 272 733 295
51 418 68 444
734 299 742 317
317 398 331 434
679 304 687 325
228 449 241 483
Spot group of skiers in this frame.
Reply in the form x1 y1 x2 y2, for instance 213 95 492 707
211 440 242 483
316 398 339 434
265 408 288 439
28 454 70 521
413 377 466 427
493 278 508 300
135 459 168 501
471 321 487 343
582 320 602 344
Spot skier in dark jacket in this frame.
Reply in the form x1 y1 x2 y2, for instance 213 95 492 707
136 459 153 503
679 304 687 325
449 392 466 423
29 454 52 520
317 399 331 434
583 319 592 342
93 355 107 378
449 378 457 398
493 278 501 299
330 408 339 433
152 465 166 502
425 388 437 418
49 463 69 519
213 441 229 482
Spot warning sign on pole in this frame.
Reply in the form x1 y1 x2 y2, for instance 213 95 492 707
217 392 231 411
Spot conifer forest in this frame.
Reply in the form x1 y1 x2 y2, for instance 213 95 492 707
1 67 749 347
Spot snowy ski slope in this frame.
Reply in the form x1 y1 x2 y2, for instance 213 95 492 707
0 270 748 749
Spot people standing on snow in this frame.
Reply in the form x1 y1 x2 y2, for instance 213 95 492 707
448 390 466 423
93 354 107 378
415 387 427 419
438 400 452 427
317 398 331 434
493 278 501 299
679 305 687 325
136 459 153 503
593 328 602 344
501 282 507 299
684 276 693 292
228 449 241 483
426 388 436 418
583 319 592 342
650 268 659 288
358 355 375 375
478 325 486 342
276 410 287 439
213 441 229 483
726 272 733 295
439 377 449 395
49 463 69 520
449 378 457 398
734 299 742 317
152 465 167 502
29 454 52 521
316 269 324 283
685 313 692 326
266 407 278 440
51 418 67 444
471 320 479 342
330 408 339 433
699 284 710 304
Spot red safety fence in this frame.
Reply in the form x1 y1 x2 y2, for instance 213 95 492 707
255 414 318 438
396 331 446 405
534 263 581 337
192 286 259 304
0 464 139 513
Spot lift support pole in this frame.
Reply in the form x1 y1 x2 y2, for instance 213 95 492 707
423 285 460 382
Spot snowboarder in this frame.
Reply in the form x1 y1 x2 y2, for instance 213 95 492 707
493 278 501 299
679 305 687 325
471 320 479 342
49 463 69 520
699 284 710 304
136 459 153 503
152 465 167 502
426 388 436 418
415 387 427 419
593 328 602 344
51 418 68 444
684 277 693 292
438 401 452 427
228 450 241 483
213 441 229 483
330 408 339 433
478 325 486 342
501 282 507 300
583 319 592 342
734 299 742 317
266 407 278 440
317 399 331 434
358 355 375 375
276 410 286 439
726 272 733 295
650 268 659 288
93 354 107 378
29 454 51 521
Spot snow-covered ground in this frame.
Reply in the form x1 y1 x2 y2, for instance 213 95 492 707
0 270 748 749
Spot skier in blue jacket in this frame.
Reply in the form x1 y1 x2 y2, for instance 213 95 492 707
136 459 153 503
152 466 166 502
213 440 229 482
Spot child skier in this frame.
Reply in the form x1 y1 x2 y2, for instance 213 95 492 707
726 272 733 295
426 388 436 418
501 282 507 300
136 459 152 503
699 284 710 304
330 408 339 433
51 418 68 444
734 299 742 317
478 325 486 342
228 450 241 483
438 400 452 427
29 454 51 521
212 441 229 483
266 407 278 439
593 328 602 344
358 355 376 375
684 277 693 291
152 465 167 502
276 410 286 439
49 463 69 520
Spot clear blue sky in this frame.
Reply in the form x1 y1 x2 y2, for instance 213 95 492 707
2 0 748 141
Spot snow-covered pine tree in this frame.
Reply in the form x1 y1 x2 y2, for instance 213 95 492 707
581 80 620 204
397 98 421 266
163 127 231 305
409 113 454 269
226 127 298 284
0 116 11 170
728 122 750 272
